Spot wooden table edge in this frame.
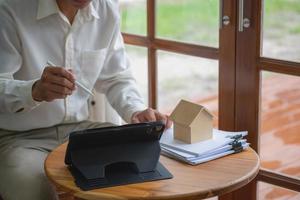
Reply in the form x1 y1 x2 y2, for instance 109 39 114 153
136 149 261 200
45 147 260 200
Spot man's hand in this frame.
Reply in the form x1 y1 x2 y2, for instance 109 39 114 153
131 108 172 129
32 66 76 102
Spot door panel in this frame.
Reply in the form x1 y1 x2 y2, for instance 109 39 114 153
218 0 237 131
220 0 261 199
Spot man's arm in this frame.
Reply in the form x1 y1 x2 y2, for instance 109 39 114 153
0 6 39 114
0 5 76 114
94 21 146 122
94 19 171 128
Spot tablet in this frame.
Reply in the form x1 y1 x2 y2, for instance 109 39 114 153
65 121 165 164
64 121 173 190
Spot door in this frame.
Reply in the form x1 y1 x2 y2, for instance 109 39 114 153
223 0 300 200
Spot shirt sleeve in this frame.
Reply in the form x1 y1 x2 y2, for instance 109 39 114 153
94 21 147 123
0 5 40 114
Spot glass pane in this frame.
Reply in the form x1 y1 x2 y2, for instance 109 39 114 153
157 51 219 127
157 0 219 47
258 182 300 200
125 45 148 106
262 0 300 62
260 72 300 179
119 0 146 35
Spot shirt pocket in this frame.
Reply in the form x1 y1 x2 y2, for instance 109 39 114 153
80 48 107 89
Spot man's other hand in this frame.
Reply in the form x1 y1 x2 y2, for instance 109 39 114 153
32 66 76 102
131 108 172 129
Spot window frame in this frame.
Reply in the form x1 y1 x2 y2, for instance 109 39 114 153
122 0 219 108
121 0 300 199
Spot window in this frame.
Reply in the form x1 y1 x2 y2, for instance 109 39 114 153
119 0 300 199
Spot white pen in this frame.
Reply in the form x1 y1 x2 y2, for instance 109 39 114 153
46 61 94 96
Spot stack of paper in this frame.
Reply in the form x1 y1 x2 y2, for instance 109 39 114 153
160 128 250 165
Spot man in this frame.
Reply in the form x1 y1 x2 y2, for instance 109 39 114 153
0 0 171 199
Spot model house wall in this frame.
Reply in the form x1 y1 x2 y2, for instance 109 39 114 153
170 100 213 144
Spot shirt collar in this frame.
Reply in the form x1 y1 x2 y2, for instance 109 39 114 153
36 0 100 21
36 0 60 20
79 1 100 22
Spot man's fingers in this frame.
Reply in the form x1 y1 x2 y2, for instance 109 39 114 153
67 69 77 79
43 91 67 102
46 74 75 90
47 83 73 95
32 66 76 102
154 111 166 122
49 91 67 100
144 108 156 121
131 108 173 129
154 111 173 129
45 66 75 82
137 114 148 123
132 117 140 123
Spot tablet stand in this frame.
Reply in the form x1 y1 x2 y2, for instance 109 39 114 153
65 122 173 190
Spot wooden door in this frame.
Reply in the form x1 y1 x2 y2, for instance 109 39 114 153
221 0 300 199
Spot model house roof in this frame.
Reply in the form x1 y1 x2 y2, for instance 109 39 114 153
170 100 214 126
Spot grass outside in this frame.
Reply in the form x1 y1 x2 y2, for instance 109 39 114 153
120 0 300 52
264 0 300 36
120 0 219 47
122 0 300 113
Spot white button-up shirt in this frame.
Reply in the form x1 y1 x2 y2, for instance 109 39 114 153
0 0 146 131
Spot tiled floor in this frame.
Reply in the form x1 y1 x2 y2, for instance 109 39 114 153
259 74 300 199
195 74 300 199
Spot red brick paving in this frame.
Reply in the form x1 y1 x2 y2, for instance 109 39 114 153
259 74 300 199
192 74 300 199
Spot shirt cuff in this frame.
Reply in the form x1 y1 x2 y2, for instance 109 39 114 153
17 79 41 113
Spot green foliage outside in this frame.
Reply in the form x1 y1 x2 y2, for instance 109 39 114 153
264 0 300 39
121 0 300 110
120 0 300 44
264 0 300 13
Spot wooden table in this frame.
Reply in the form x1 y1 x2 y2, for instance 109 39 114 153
45 143 259 200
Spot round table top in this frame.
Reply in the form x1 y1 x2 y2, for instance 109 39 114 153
45 143 259 200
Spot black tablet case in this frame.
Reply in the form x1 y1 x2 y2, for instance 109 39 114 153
65 121 173 190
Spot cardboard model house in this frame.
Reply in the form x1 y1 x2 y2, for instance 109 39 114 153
170 100 214 144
